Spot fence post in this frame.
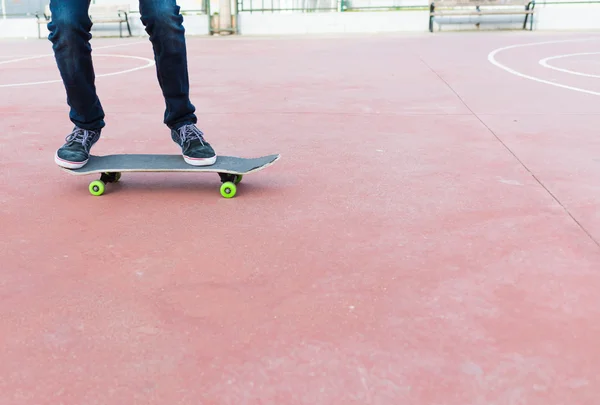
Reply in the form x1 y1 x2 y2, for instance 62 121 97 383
219 0 233 33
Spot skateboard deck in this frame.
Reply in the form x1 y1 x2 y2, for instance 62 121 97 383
60 153 280 198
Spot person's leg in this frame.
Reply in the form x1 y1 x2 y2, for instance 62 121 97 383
48 0 104 169
139 0 216 166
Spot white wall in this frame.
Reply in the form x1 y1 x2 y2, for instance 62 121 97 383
238 10 428 34
0 17 41 39
237 2 600 35
533 1 600 30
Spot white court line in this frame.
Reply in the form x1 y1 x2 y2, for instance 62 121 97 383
0 54 54 66
0 39 149 66
487 37 600 96
0 53 155 88
539 52 600 79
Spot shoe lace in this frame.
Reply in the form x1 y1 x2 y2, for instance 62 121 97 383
65 128 96 152
177 125 206 146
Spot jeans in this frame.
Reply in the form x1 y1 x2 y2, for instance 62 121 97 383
47 0 197 131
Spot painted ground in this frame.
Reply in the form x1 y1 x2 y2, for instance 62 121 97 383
1 31 600 404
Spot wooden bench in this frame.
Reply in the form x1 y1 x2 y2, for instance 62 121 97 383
36 4 132 38
429 0 536 32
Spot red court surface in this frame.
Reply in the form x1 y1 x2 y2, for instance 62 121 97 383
2 30 600 404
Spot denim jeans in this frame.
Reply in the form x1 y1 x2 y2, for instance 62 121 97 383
47 0 197 131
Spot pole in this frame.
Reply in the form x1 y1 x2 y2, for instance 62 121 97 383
218 0 232 34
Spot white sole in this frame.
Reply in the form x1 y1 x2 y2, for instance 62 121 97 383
55 152 88 169
183 154 217 166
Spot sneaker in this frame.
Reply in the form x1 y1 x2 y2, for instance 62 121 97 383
54 127 102 169
171 124 217 166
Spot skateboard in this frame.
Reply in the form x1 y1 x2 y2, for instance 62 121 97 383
60 153 280 198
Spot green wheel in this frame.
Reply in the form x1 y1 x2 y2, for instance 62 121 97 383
114 172 122 182
234 175 243 185
220 181 237 198
89 180 105 196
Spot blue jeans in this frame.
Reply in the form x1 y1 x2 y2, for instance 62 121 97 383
47 0 197 131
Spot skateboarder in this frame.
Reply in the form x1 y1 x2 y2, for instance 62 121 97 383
47 0 216 169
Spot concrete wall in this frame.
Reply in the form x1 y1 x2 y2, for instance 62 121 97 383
0 17 42 39
534 1 600 29
0 1 599 39
0 0 46 16
237 2 600 34
237 10 428 34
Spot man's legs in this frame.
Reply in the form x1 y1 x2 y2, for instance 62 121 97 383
139 0 216 166
48 0 104 168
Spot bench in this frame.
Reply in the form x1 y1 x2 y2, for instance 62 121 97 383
36 4 132 38
429 0 536 32
89 4 132 37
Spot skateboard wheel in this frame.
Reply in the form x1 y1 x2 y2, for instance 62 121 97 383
89 180 105 196
220 181 237 198
234 175 243 185
114 172 121 182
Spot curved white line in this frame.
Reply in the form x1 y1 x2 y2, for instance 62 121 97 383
0 40 148 66
87 53 155 78
94 40 149 50
487 37 600 96
0 53 155 88
539 52 600 79
0 54 48 66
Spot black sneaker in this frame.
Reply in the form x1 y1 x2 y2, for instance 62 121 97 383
171 124 217 166
55 127 101 169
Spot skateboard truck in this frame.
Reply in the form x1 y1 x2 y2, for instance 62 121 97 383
88 172 122 197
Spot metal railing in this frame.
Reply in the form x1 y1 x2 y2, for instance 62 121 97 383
342 0 428 10
236 0 429 12
237 0 338 13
